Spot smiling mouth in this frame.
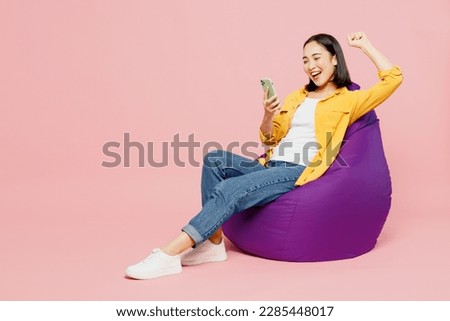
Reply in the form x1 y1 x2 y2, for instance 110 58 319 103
311 71 321 79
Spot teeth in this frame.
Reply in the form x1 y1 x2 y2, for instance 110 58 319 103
311 71 321 77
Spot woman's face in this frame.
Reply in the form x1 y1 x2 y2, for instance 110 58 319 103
302 41 337 89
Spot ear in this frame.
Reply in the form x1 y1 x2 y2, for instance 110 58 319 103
332 55 337 66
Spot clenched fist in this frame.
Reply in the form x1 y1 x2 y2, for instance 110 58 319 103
347 31 371 49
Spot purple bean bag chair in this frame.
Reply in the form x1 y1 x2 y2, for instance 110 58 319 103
222 84 392 262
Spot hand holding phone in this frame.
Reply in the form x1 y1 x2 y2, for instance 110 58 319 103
260 78 277 99
260 78 281 117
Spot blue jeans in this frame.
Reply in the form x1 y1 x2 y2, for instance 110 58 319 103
181 150 306 247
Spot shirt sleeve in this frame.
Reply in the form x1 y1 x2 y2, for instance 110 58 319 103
259 91 298 146
259 111 286 146
349 65 403 124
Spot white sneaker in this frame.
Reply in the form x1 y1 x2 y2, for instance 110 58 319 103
180 239 227 266
125 248 182 280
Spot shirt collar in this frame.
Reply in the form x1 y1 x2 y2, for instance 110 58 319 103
300 86 348 101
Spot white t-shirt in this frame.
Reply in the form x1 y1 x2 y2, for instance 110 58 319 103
270 97 320 166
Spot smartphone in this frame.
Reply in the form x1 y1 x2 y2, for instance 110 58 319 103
260 78 277 99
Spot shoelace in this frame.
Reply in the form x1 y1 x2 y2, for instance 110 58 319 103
142 249 162 264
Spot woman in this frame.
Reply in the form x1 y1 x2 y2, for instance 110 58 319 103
125 32 403 280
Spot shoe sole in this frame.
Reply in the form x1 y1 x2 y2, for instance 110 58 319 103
125 265 182 280
181 254 228 266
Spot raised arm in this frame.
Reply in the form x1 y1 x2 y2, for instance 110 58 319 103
347 32 403 124
347 31 393 71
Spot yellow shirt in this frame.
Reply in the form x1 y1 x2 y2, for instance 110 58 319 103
258 66 403 186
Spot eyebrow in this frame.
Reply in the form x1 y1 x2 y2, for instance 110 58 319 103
302 53 322 59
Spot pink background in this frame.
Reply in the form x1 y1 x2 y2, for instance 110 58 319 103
1 0 449 300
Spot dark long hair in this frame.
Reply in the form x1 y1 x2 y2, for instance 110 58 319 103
303 33 352 91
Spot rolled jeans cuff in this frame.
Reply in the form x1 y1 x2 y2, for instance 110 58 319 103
181 224 203 248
